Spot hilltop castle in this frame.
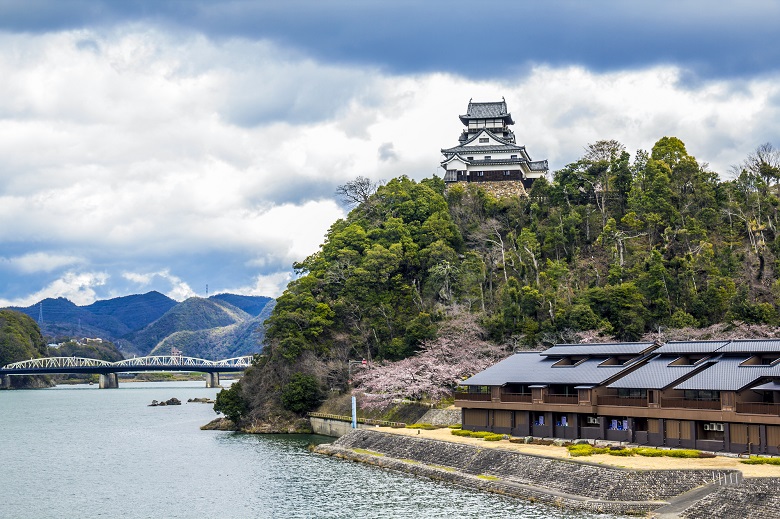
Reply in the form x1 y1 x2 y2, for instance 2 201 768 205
441 99 548 191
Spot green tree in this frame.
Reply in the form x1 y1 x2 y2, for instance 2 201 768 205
214 381 249 423
280 373 324 414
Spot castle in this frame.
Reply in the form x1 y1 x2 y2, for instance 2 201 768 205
441 99 548 190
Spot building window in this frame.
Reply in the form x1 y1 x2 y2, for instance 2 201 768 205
479 137 489 143
511 154 517 159
467 157 473 160
484 156 491 160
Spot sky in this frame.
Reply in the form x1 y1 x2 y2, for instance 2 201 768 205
1 1 779 307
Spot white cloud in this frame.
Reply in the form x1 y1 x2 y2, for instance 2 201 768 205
2 26 780 305
1 252 82 273
121 269 196 301
222 271 295 299
0 271 108 307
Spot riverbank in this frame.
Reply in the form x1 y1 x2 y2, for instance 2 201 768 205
375 426 780 478
314 428 780 517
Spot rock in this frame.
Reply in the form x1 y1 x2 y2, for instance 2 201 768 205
523 436 533 444
149 400 159 406
165 398 181 405
201 417 237 431
553 439 567 447
188 397 215 404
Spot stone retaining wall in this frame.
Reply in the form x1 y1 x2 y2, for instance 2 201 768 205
680 478 780 519
417 408 461 426
315 430 739 516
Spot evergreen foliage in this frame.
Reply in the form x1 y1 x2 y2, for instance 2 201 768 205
242 138 780 423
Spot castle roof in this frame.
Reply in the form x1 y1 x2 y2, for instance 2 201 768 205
459 100 514 125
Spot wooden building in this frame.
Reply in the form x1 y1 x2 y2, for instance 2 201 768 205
456 340 780 454
441 99 548 189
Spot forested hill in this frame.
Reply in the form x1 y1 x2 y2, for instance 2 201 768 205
234 137 780 427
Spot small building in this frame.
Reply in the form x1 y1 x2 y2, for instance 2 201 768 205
456 339 780 454
441 99 548 189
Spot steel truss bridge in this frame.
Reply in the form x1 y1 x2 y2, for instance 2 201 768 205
0 355 255 388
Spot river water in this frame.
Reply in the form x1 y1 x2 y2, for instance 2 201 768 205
0 382 622 518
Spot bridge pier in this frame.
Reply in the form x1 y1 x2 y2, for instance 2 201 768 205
1 375 10 389
99 373 119 389
205 372 220 388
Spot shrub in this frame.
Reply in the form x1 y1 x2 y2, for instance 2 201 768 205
741 456 780 465
406 423 439 430
280 373 324 414
483 434 504 441
607 447 635 456
664 449 702 458
448 424 462 429
451 429 472 437
634 447 665 457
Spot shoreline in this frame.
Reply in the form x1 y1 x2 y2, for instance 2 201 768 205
373 426 780 478
314 428 780 517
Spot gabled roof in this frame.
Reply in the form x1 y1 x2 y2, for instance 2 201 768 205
461 352 637 387
528 160 549 172
543 342 655 357
443 129 523 153
653 341 729 355
459 100 514 125
673 356 777 391
607 355 712 390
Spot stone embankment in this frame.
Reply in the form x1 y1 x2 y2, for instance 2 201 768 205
678 478 780 518
315 430 737 516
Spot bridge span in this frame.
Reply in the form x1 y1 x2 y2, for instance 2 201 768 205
0 355 254 389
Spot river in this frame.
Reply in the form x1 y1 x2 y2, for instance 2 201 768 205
0 382 623 518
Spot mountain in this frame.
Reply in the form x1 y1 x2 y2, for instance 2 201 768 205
3 292 274 360
84 291 177 332
209 294 273 317
120 296 267 357
149 299 276 359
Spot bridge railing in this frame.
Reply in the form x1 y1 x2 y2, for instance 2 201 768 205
3 357 114 370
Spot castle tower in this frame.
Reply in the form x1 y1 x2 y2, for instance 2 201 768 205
441 99 548 189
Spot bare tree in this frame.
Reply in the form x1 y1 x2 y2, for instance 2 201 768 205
335 176 381 207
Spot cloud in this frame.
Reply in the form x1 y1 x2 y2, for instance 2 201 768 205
121 269 196 301
2 2 779 80
0 271 108 307
1 24 780 306
1 252 82 273
221 271 294 299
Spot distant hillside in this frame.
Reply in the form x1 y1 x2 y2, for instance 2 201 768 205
0 309 52 388
150 299 275 359
210 294 272 317
84 291 177 332
4 292 274 360
121 297 251 356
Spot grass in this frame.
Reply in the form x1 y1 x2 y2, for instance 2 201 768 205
352 448 384 457
566 444 708 458
477 474 500 481
741 456 780 465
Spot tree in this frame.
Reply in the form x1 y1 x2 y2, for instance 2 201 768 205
214 381 248 423
335 176 381 207
280 373 324 414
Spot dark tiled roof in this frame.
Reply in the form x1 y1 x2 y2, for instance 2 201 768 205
542 343 655 357
653 341 729 354
673 356 779 391
720 339 780 353
460 100 510 120
461 353 633 387
441 144 525 154
529 160 549 171
607 355 708 390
